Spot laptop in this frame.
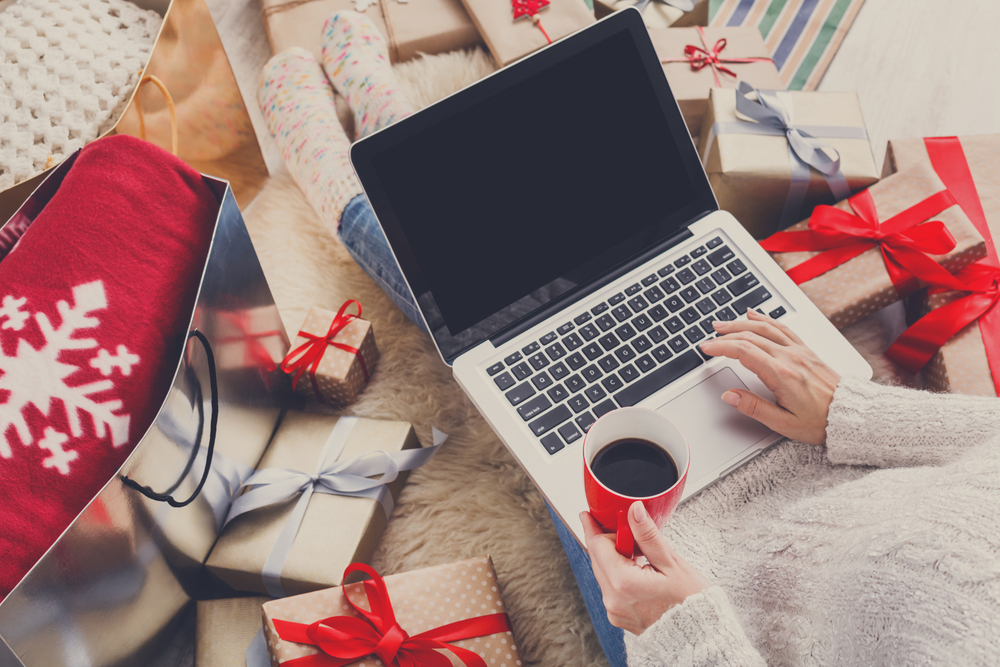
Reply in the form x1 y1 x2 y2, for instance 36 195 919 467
350 8 872 546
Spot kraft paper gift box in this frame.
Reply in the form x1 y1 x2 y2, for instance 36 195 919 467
763 163 988 330
206 412 423 597
881 135 1000 396
651 26 783 138
261 556 522 667
285 303 379 406
460 0 595 67
262 0 481 63
697 86 879 239
196 597 272 667
595 0 708 29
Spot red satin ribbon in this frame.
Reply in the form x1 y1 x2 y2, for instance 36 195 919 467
660 26 774 87
884 138 1000 393
271 563 514 667
759 188 969 295
216 311 282 372
280 300 370 401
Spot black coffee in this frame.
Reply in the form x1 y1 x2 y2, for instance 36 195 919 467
590 439 678 497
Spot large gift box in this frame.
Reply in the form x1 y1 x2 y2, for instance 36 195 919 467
651 26 783 138
196 596 271 667
206 412 430 597
595 0 708 29
262 557 521 667
460 0 595 67
283 302 379 406
881 136 1000 396
761 163 988 329
262 0 481 63
698 84 879 238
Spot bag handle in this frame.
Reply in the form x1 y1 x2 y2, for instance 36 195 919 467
134 74 179 156
121 329 219 508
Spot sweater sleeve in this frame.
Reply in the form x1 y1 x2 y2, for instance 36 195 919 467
625 587 766 667
824 376 1000 468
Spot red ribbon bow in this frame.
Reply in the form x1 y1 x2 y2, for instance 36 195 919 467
759 188 970 295
280 300 370 401
217 310 283 373
271 563 514 667
660 26 774 87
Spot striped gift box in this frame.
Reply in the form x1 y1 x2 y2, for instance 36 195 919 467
709 0 866 90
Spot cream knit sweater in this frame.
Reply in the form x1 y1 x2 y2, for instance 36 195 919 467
625 376 1000 667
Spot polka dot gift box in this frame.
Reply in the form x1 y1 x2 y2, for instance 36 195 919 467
262 556 522 667
761 162 987 330
282 301 380 407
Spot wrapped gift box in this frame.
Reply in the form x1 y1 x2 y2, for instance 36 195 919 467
460 0 595 67
262 0 482 63
262 556 521 667
698 86 878 238
286 304 379 406
206 412 421 597
765 164 987 329
595 0 708 28
196 596 271 667
883 135 1000 396
651 26 783 138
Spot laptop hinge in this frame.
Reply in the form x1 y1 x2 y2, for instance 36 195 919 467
490 220 704 348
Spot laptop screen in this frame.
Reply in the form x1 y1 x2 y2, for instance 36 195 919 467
352 10 716 363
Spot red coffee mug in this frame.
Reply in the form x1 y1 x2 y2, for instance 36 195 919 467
583 407 690 558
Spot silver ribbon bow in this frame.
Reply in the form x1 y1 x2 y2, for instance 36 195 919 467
702 81 869 229
222 416 444 599
632 0 696 12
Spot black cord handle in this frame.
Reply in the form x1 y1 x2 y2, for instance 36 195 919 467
121 329 219 508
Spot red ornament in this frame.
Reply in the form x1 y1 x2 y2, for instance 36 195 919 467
512 0 549 20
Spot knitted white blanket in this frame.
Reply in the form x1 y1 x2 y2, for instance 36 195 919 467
0 0 161 189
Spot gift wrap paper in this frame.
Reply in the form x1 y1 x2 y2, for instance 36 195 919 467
292 305 379 406
206 412 420 597
769 164 987 329
196 597 271 667
884 135 1000 396
595 0 708 29
698 87 878 238
262 556 522 667
262 0 481 63
651 26 783 138
460 0 595 67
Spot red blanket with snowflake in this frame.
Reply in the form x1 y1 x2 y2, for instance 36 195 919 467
0 135 217 599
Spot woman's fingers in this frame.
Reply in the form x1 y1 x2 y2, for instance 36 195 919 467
720 388 794 435
698 336 780 388
748 308 805 344
713 313 795 346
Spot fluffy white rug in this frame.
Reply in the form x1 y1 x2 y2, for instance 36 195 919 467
241 45 905 667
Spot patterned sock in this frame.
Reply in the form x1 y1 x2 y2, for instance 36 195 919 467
321 10 415 139
258 48 362 230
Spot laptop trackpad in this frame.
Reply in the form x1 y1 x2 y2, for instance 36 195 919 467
656 368 773 484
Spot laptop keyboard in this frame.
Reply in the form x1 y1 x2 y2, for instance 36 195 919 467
487 236 784 456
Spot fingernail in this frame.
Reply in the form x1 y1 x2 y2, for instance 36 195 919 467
632 502 648 523
712 320 724 329
721 391 740 407
579 512 587 523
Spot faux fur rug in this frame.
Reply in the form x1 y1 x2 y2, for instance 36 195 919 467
241 45 906 667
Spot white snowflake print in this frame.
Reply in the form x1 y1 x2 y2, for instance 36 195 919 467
0 281 135 475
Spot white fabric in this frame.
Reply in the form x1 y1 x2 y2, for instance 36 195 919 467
627 376 1000 667
0 0 161 188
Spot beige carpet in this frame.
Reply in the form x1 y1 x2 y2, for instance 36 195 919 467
241 45 905 667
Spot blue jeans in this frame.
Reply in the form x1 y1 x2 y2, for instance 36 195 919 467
338 194 626 667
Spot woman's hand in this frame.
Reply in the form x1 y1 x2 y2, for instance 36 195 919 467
699 309 840 445
581 502 711 636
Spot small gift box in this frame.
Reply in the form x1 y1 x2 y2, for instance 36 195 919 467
460 0 595 67
262 0 481 64
196 596 271 667
282 301 379 406
206 412 441 597
697 82 879 238
262 557 521 667
595 0 708 29
652 26 783 138
880 136 1000 396
214 306 288 373
760 163 988 329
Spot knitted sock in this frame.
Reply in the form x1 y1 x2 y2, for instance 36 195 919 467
321 11 415 139
258 48 362 230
